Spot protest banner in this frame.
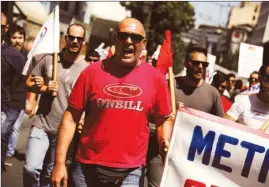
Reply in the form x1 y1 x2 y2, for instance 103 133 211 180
238 43 263 78
161 107 269 187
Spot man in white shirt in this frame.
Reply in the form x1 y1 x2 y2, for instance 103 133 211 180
225 64 269 133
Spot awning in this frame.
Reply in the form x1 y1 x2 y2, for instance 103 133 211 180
14 2 48 25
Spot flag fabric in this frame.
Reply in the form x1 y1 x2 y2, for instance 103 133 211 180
22 5 59 75
156 30 173 75
151 45 161 60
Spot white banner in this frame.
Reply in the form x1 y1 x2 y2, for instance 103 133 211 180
161 107 269 187
238 43 263 78
22 5 60 75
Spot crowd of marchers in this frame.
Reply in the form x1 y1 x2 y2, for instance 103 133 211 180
1 11 269 187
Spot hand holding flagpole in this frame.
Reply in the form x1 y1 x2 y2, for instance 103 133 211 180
52 5 60 97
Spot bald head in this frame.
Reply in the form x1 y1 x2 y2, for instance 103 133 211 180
1 12 7 25
1 12 9 44
118 18 146 37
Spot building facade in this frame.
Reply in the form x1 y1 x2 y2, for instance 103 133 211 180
248 2 269 45
227 2 260 29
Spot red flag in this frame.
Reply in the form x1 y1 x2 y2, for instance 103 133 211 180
156 30 173 75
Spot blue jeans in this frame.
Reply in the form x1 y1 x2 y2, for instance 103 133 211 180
1 107 20 172
72 162 145 187
23 126 57 187
7 109 25 157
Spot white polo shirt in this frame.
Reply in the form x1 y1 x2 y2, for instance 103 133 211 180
227 94 269 134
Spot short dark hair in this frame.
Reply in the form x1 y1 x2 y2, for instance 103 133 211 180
263 41 269 66
259 64 269 75
7 24 26 41
66 23 86 38
250 71 259 77
235 79 243 89
185 44 207 62
212 72 227 87
86 50 100 58
226 73 236 81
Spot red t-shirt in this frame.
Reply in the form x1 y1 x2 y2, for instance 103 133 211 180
221 95 232 113
68 61 171 168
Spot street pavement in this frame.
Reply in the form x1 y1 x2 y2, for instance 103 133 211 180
2 116 33 187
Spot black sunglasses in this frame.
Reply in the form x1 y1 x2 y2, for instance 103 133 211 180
86 57 99 62
67 35 84 43
190 60 209 68
249 77 259 82
220 85 227 89
116 32 145 43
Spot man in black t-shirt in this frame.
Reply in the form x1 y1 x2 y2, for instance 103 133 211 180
5 24 29 165
1 13 26 172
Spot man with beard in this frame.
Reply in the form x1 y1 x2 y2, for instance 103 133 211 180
5 25 28 165
51 18 173 187
7 24 28 57
147 45 224 187
1 12 26 173
211 73 232 113
225 64 269 134
23 24 88 187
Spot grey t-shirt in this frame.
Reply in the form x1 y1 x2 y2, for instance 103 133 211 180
31 53 88 134
175 77 224 117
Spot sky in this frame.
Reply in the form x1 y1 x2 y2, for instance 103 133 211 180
85 2 242 28
190 2 241 28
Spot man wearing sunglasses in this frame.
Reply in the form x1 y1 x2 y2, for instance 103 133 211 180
52 18 173 187
174 45 224 117
224 73 236 98
23 24 88 187
211 73 232 113
225 64 269 134
147 45 224 187
248 71 259 88
85 50 100 65
1 12 26 173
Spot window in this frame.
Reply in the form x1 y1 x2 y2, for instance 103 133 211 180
253 16 256 21
255 5 258 13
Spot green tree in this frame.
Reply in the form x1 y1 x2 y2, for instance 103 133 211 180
121 2 195 74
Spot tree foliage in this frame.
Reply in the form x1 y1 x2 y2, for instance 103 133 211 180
121 2 195 74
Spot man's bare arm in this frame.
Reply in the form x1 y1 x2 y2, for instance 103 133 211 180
224 114 236 121
55 106 82 166
51 106 83 187
155 114 175 157
26 74 47 93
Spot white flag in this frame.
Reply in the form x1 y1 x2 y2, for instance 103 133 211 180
22 5 59 75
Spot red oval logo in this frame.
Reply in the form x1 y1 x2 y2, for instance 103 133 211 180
103 83 143 98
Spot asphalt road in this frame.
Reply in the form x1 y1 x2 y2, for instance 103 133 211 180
2 116 33 187
1 117 153 187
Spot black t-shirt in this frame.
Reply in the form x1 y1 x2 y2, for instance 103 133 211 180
1 43 27 111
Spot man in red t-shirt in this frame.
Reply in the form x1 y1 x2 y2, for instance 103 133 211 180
211 73 232 113
52 18 173 187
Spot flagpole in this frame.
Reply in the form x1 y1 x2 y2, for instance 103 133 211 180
168 67 176 114
260 118 269 132
52 5 59 97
